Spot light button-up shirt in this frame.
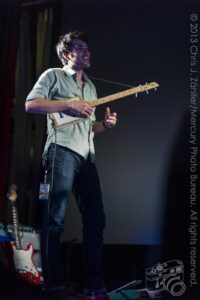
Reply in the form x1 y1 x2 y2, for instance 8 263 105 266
26 65 97 162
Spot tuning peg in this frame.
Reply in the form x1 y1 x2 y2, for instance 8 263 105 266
145 83 149 94
154 87 157 91
135 93 138 98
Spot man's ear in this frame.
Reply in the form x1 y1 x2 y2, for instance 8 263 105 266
63 51 68 61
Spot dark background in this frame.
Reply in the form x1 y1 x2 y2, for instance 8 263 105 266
0 0 200 298
60 0 191 246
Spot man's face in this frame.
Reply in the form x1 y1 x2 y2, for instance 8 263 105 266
66 38 91 70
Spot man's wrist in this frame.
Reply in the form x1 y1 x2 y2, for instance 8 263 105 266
102 120 110 129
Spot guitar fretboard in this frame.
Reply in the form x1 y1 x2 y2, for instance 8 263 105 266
11 202 22 250
89 82 159 107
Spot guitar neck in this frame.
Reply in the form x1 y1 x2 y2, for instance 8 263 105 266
11 202 22 250
89 82 159 107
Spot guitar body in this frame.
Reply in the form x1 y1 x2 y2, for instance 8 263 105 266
7 185 42 286
11 242 41 285
50 111 82 128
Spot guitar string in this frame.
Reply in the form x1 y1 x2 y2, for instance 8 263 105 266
89 75 134 88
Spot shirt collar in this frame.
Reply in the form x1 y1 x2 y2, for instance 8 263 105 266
63 65 89 82
63 65 75 76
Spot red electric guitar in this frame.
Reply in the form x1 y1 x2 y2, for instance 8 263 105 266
7 184 41 285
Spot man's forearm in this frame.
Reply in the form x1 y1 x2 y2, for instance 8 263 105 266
25 97 92 118
25 98 71 114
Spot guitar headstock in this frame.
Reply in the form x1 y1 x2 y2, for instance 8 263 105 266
134 82 159 97
7 184 17 202
140 82 159 91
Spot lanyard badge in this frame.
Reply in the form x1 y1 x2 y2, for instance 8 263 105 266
39 169 50 200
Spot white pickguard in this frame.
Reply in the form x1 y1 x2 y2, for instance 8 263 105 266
12 243 40 281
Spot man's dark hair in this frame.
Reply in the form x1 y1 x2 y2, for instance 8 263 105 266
56 30 89 65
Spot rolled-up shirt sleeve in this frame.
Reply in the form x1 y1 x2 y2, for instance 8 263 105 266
26 70 54 101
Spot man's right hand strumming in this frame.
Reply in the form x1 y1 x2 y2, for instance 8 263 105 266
65 100 93 118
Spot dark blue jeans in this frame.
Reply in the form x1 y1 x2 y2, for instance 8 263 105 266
40 143 106 291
